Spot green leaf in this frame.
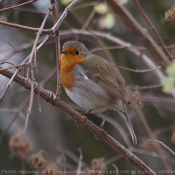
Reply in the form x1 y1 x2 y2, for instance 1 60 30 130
161 77 175 93
60 0 74 5
102 13 115 29
94 3 109 14
166 61 175 76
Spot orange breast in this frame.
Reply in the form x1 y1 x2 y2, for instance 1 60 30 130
61 70 75 90
61 50 86 90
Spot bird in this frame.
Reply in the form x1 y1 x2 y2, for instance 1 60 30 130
60 41 137 145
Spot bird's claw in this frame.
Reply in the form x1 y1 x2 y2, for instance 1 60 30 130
95 135 100 140
99 123 104 129
84 119 89 125
99 125 108 137
75 120 79 127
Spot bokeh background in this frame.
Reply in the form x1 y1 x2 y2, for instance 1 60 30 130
0 0 175 174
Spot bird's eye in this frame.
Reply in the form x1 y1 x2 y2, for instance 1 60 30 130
75 50 79 55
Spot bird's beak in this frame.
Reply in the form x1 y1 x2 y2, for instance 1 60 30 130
61 50 69 54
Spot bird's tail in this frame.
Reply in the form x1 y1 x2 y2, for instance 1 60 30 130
118 111 137 145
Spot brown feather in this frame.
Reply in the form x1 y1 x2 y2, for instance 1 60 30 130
79 55 128 105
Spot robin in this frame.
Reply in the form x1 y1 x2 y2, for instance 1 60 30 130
60 41 137 145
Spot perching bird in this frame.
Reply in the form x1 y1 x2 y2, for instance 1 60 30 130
60 41 137 145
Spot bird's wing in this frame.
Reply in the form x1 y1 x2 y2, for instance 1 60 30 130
79 56 128 105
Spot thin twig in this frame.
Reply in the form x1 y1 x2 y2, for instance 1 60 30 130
130 84 162 90
26 1 53 65
81 8 96 29
105 155 122 165
0 0 6 4
73 1 98 11
50 0 61 97
0 96 30 144
0 20 52 34
148 140 175 156
116 65 162 73
133 0 173 62
155 125 175 136
140 95 175 104
0 61 16 66
0 1 56 102
0 0 81 102
131 147 175 164
40 67 56 87
0 65 19 71
60 29 165 80
107 0 170 68
60 29 175 99
90 45 126 52
0 66 156 175
0 68 57 142
112 164 119 175
0 0 37 12
37 0 82 50
71 11 114 63
59 148 86 167
23 60 36 133
77 148 83 175
95 113 132 147
34 57 42 114
132 101 172 172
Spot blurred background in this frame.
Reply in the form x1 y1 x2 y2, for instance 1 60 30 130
0 0 175 174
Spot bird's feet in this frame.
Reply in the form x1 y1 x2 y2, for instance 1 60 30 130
95 135 100 140
75 120 79 127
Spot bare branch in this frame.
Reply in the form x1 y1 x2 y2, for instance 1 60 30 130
60 29 165 80
133 0 173 62
37 0 82 50
0 3 53 102
148 140 175 156
0 67 155 175
50 0 61 97
59 29 175 99
107 0 170 69
130 84 162 90
0 20 52 34
0 0 37 12
0 96 30 143
77 148 83 175
27 2 53 65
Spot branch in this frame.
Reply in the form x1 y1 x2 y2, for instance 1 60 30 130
107 0 170 69
133 0 173 62
37 0 82 50
0 67 155 175
0 20 52 34
59 29 175 98
0 0 37 12
0 0 81 102
60 29 165 80
50 0 61 97
148 140 175 156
